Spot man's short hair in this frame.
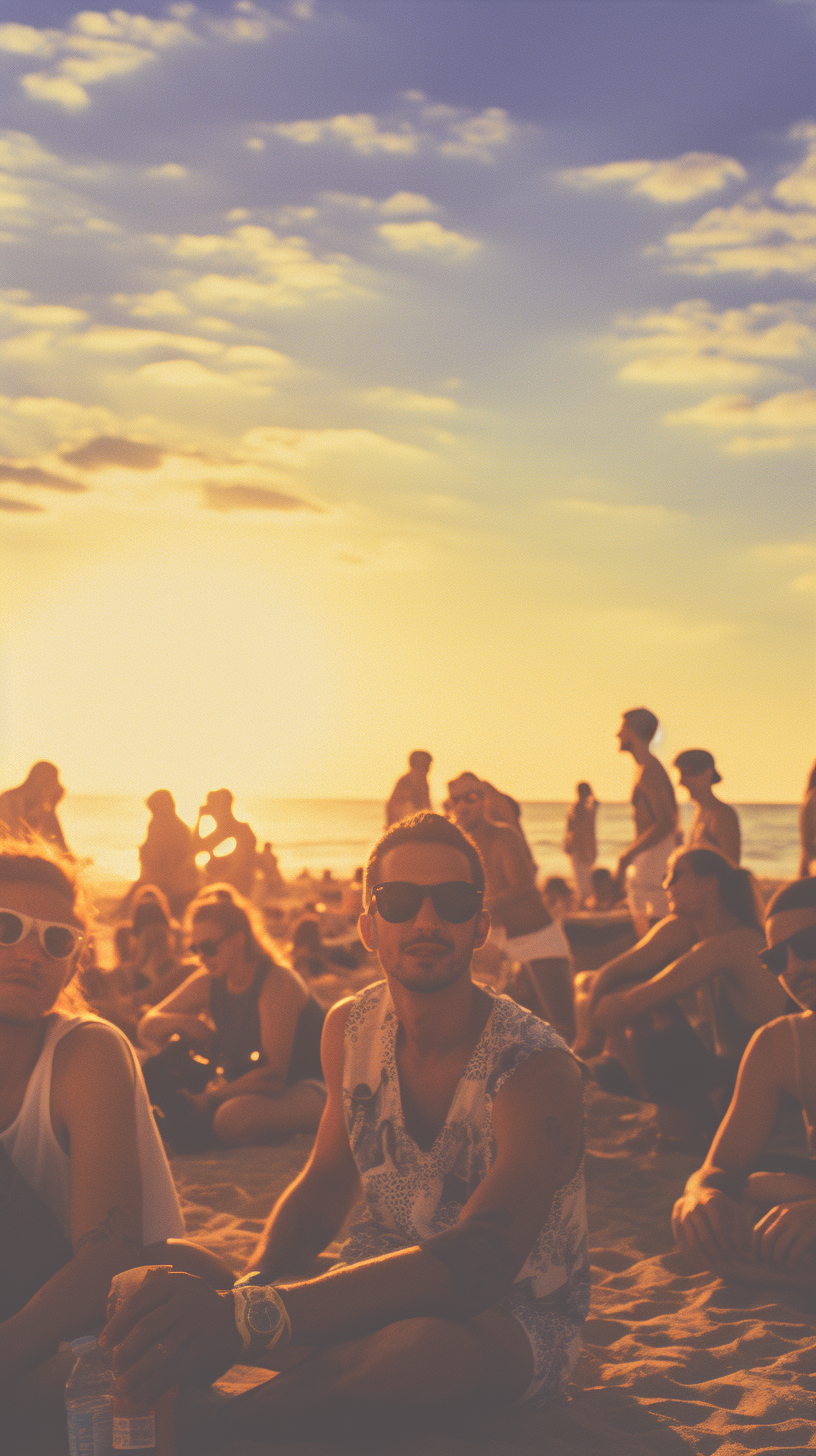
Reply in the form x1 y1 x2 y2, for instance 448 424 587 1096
622 707 659 743
409 750 432 770
766 878 816 917
365 812 485 905
447 772 484 795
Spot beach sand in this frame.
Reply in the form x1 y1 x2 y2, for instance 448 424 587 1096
169 1080 816 1456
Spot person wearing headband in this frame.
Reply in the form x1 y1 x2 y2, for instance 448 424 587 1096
0 839 232 1404
102 812 588 1440
672 876 816 1289
673 749 741 866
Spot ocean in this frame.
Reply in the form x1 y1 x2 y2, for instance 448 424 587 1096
58 796 801 891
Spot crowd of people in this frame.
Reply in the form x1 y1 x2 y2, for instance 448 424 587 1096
0 724 813 1447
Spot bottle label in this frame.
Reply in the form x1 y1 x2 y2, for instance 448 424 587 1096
113 1413 156 1449
67 1403 114 1456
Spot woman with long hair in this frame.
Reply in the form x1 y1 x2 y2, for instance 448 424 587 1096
139 884 326 1150
581 848 788 1147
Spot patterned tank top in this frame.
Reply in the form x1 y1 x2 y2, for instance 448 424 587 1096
341 980 589 1392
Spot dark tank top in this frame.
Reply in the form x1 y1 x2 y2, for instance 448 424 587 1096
209 956 325 1084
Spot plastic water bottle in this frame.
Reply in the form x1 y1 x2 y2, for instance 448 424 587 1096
65 1335 114 1456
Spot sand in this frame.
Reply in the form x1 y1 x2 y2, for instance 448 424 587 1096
169 1081 816 1456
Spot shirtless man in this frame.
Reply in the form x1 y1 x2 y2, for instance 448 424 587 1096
448 774 575 1042
583 848 786 1146
102 813 588 1442
673 750 741 865
672 877 816 1289
615 708 678 939
385 751 433 827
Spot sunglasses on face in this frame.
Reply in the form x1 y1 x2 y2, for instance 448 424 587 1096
190 935 230 959
759 925 816 975
0 910 83 960
369 881 483 924
449 792 480 807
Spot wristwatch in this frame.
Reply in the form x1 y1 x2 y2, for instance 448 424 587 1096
232 1283 292 1354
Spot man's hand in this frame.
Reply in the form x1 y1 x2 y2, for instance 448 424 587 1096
751 1198 816 1270
99 1269 241 1406
589 991 629 1032
672 1187 750 1268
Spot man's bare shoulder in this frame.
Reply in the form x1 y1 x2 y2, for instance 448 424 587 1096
52 1019 136 1117
643 754 674 790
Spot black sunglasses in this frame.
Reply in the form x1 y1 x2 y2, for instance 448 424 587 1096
369 881 483 924
190 935 230 959
759 925 816 975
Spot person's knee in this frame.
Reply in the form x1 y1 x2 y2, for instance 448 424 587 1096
212 1098 257 1146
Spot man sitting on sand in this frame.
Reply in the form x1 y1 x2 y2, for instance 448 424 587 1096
0 839 232 1390
449 773 575 1042
102 813 588 1441
615 708 678 939
193 790 257 898
580 848 787 1148
385 750 433 826
673 750 741 865
0 762 70 854
672 876 816 1289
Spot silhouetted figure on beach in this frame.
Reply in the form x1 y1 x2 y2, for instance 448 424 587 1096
138 790 199 915
385 751 432 826
673 876 816 1289
0 762 69 854
193 789 257 898
800 760 816 878
615 708 678 938
449 772 575 1042
564 782 597 905
256 842 286 897
674 750 741 865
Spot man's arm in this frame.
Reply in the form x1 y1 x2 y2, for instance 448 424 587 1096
671 1022 787 1266
103 1048 583 1405
0 1025 147 1381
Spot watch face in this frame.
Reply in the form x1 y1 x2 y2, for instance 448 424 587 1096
246 1298 283 1337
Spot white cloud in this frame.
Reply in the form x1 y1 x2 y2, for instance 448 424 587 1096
240 425 429 466
271 100 513 163
665 388 816 452
3 4 283 112
377 220 481 260
0 290 87 329
144 163 188 180
112 290 189 318
379 192 438 216
559 151 746 203
362 386 459 414
165 223 361 309
610 299 816 386
78 326 221 355
773 122 816 208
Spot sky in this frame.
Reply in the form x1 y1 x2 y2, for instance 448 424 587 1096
1 0 814 805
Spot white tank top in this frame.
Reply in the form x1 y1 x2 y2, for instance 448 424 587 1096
0 1012 184 1242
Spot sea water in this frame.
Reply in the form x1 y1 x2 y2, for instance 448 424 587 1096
59 795 801 890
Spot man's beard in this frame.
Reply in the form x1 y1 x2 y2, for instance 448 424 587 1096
387 930 476 994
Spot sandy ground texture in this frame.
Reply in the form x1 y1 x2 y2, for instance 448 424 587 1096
166 1082 816 1456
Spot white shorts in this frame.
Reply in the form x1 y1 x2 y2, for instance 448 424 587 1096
625 836 675 920
492 921 571 964
569 857 594 902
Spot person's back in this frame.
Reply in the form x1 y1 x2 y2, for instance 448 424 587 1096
674 750 741 866
385 751 432 827
0 762 69 853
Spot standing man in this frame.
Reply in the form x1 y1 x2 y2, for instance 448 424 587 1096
615 708 678 939
563 783 597 907
673 750 741 865
385 751 433 827
102 813 588 1441
449 774 575 1042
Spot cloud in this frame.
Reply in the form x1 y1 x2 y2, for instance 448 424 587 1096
548 497 686 525
773 121 816 208
240 425 429 465
77 326 220 356
2 4 284 112
112 290 189 318
137 358 244 388
0 394 118 455
144 163 188 180
559 152 746 203
0 495 43 512
165 224 360 309
610 299 816 386
61 436 164 470
379 192 438 216
202 483 320 511
271 100 513 163
362 386 459 414
0 289 87 329
0 460 85 490
665 388 816 451
377 220 481 260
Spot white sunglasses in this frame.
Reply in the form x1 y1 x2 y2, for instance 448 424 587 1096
0 909 84 960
